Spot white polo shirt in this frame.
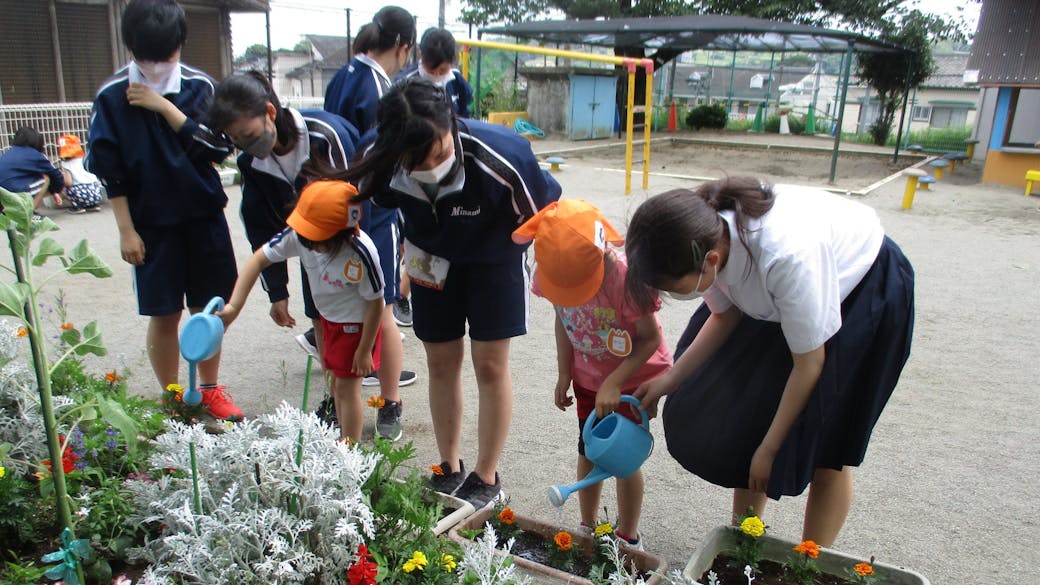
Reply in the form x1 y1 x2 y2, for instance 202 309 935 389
263 228 384 323
702 185 884 353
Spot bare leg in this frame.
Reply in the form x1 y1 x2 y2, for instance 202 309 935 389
146 312 182 390
332 376 363 441
470 338 512 484
577 454 602 527
425 338 465 472
732 488 769 525
616 469 644 539
377 307 402 402
802 466 853 547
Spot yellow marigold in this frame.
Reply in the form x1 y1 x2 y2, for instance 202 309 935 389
793 540 820 559
166 383 183 393
440 554 457 572
429 464 444 476
740 515 765 538
15 327 28 338
554 531 572 551
402 551 428 573
0 466 5 479
59 323 74 330
104 371 121 383
497 507 515 525
854 563 874 576
366 395 385 409
594 522 614 537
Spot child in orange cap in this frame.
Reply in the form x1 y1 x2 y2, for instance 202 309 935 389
512 199 672 547
219 180 385 441
58 134 103 213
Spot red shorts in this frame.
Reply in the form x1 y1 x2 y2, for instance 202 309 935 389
320 318 382 378
574 383 642 424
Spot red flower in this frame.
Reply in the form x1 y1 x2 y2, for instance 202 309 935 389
347 544 378 585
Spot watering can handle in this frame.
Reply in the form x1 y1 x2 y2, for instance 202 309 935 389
202 297 225 316
584 394 650 434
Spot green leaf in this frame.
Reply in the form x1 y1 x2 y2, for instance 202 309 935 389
98 398 141 456
0 280 29 320
65 240 113 278
32 238 65 266
73 321 106 357
0 187 33 231
61 327 82 347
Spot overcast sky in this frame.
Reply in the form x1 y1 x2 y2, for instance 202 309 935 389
228 0 981 56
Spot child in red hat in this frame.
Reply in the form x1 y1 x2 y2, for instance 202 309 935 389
58 134 103 213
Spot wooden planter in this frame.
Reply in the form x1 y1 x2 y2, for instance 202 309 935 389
683 526 930 585
449 506 667 585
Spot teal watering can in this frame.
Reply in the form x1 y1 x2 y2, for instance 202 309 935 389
178 297 225 405
547 395 653 507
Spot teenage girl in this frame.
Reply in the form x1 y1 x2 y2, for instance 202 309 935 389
624 178 914 546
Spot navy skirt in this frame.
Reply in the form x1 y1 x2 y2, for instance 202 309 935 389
661 236 914 499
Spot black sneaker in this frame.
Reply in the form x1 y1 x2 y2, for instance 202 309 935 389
429 459 466 495
316 395 337 426
376 399 403 441
296 328 320 360
454 471 503 510
362 370 418 387
392 296 413 327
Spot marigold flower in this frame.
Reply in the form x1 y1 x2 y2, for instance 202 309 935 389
166 383 183 393
854 563 874 576
429 464 444 476
60 322 74 330
105 371 121 383
497 507 515 525
793 540 820 559
594 522 614 537
16 327 28 338
403 551 428 573
554 531 572 551
440 554 457 572
740 515 765 538
366 395 385 409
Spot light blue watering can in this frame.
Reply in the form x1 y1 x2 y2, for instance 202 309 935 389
178 297 225 405
547 395 653 507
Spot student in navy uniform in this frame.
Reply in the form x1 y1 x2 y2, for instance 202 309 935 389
324 5 417 424
207 71 405 441
344 78 562 509
0 126 65 220
624 178 915 547
399 28 473 118
86 0 243 421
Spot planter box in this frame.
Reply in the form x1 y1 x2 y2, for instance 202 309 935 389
429 490 475 536
683 526 930 585
449 506 666 585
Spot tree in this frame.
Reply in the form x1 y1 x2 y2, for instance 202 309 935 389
240 43 270 62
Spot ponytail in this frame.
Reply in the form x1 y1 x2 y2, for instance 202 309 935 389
209 70 300 153
352 6 415 55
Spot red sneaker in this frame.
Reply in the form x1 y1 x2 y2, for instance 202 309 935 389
200 385 244 421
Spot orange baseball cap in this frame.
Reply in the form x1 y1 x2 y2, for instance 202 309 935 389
287 180 362 241
58 134 84 159
513 199 624 307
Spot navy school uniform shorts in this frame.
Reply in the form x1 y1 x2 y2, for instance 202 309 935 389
410 254 529 343
132 215 237 316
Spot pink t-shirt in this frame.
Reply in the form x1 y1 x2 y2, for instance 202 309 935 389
533 251 673 393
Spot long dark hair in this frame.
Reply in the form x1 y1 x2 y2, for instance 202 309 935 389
352 6 415 56
343 78 455 199
624 177 775 311
419 28 456 69
208 70 300 153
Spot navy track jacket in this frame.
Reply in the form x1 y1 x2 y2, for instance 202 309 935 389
323 56 392 135
398 66 474 118
0 146 64 195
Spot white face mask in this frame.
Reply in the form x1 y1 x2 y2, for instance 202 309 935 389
666 262 716 301
136 60 178 84
419 66 454 87
410 150 456 184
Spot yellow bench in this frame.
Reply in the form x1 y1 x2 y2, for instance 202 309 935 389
1026 170 1040 196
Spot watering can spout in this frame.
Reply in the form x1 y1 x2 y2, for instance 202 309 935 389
547 467 612 507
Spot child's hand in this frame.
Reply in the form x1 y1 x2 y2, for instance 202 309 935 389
554 381 573 411
353 351 375 377
269 299 296 328
119 229 146 265
126 83 171 113
217 303 240 328
748 443 777 494
594 383 621 419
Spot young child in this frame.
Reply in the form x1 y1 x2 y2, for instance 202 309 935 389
86 0 242 420
0 126 65 220
57 134 103 213
219 180 385 442
512 199 672 547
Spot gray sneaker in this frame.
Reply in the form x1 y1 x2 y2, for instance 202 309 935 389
429 459 466 495
375 399 403 441
392 296 413 327
454 471 503 510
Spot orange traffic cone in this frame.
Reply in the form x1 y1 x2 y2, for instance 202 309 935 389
667 100 678 132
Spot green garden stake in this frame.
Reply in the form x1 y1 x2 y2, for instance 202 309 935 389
805 104 816 135
301 354 313 413
751 102 765 133
189 441 202 516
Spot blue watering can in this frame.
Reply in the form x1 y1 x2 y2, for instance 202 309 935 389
547 395 653 507
178 297 225 405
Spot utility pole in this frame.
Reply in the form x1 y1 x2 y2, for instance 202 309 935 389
439 0 446 28
345 8 352 60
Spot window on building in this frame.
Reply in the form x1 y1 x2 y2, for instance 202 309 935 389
930 107 969 129
1005 88 1040 147
910 105 932 122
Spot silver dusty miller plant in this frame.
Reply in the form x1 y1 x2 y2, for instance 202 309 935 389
125 402 378 584
457 523 531 585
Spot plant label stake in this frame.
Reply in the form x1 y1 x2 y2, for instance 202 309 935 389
178 297 225 404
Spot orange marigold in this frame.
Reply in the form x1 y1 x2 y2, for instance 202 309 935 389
105 371 121 383
59 323 74 330
497 507 515 525
429 464 444 476
854 563 874 576
793 540 820 559
553 531 572 551
16 327 28 338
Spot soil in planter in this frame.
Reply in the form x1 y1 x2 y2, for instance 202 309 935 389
701 554 857 585
505 531 651 582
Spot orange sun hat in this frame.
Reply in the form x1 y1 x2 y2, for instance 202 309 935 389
58 134 84 159
287 180 362 241
513 199 624 307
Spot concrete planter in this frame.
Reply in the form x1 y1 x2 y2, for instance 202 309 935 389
428 490 475 536
449 506 667 585
683 526 930 584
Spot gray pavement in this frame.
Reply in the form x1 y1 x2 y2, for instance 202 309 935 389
13 136 1040 584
